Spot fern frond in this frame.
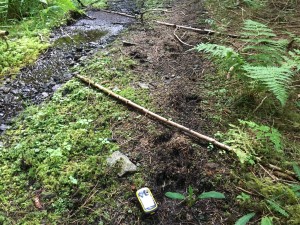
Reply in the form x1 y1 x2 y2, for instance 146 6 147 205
292 163 300 180
266 200 289 217
284 49 300 71
194 43 244 70
243 65 293 105
194 43 238 59
241 20 276 37
241 20 288 66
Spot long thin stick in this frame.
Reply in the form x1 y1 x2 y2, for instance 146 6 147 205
100 9 136 19
75 74 231 151
75 75 299 181
156 21 240 38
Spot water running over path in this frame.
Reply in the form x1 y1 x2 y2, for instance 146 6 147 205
0 4 136 133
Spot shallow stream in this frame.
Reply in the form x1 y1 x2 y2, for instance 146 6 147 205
0 1 137 133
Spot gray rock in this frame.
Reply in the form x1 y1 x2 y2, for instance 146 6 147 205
52 84 62 91
107 151 137 176
138 82 149 89
0 124 10 131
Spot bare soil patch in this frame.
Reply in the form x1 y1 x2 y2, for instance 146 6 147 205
107 0 239 224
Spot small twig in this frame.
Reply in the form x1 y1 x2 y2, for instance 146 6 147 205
253 96 268 113
173 27 194 47
267 164 296 177
75 74 232 151
100 9 136 19
156 21 240 38
235 186 257 196
122 40 137 46
258 163 279 181
273 171 297 182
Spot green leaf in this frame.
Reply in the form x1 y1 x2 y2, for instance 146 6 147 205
266 200 289 217
235 213 256 225
261 216 273 225
165 192 185 200
69 176 78 185
292 163 300 180
39 0 48 4
198 191 225 199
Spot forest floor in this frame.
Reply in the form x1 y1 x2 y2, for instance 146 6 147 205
1 0 300 224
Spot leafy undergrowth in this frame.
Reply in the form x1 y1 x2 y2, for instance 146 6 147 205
199 0 300 224
0 50 150 224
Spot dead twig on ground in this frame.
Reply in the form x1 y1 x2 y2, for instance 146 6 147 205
100 9 136 19
156 21 240 38
173 27 194 47
75 75 300 182
75 74 231 151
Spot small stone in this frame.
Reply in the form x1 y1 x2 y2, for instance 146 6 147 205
0 124 10 131
0 87 10 93
107 151 137 176
138 82 149 89
41 92 49 98
52 84 62 91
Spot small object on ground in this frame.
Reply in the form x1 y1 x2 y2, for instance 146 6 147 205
122 40 136 46
138 82 149 89
136 187 158 214
106 151 137 176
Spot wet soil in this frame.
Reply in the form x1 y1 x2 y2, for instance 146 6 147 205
103 0 238 224
0 7 135 133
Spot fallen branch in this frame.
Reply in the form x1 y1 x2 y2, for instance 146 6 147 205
75 74 231 151
156 21 240 38
100 9 136 19
173 27 194 47
75 75 300 182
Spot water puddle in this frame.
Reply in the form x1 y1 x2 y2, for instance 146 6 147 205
0 7 135 133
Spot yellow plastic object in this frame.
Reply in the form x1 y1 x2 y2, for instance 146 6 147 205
136 187 158 214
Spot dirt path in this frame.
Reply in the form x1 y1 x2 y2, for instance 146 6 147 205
104 1 237 224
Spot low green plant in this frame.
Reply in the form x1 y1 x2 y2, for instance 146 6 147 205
235 212 256 225
236 192 251 202
0 51 150 223
165 186 225 207
80 0 107 8
195 20 298 106
223 119 282 164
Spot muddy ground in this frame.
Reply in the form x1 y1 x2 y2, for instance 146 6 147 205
105 0 239 224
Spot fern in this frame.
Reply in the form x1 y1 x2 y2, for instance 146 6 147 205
241 20 276 37
266 200 289 217
195 20 296 106
241 20 288 66
243 65 293 105
292 163 300 180
194 43 244 70
224 123 257 164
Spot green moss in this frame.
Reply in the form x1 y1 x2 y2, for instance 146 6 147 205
0 50 150 223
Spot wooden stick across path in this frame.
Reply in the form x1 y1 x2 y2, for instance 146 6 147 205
75 74 231 151
76 74 299 181
156 21 240 38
